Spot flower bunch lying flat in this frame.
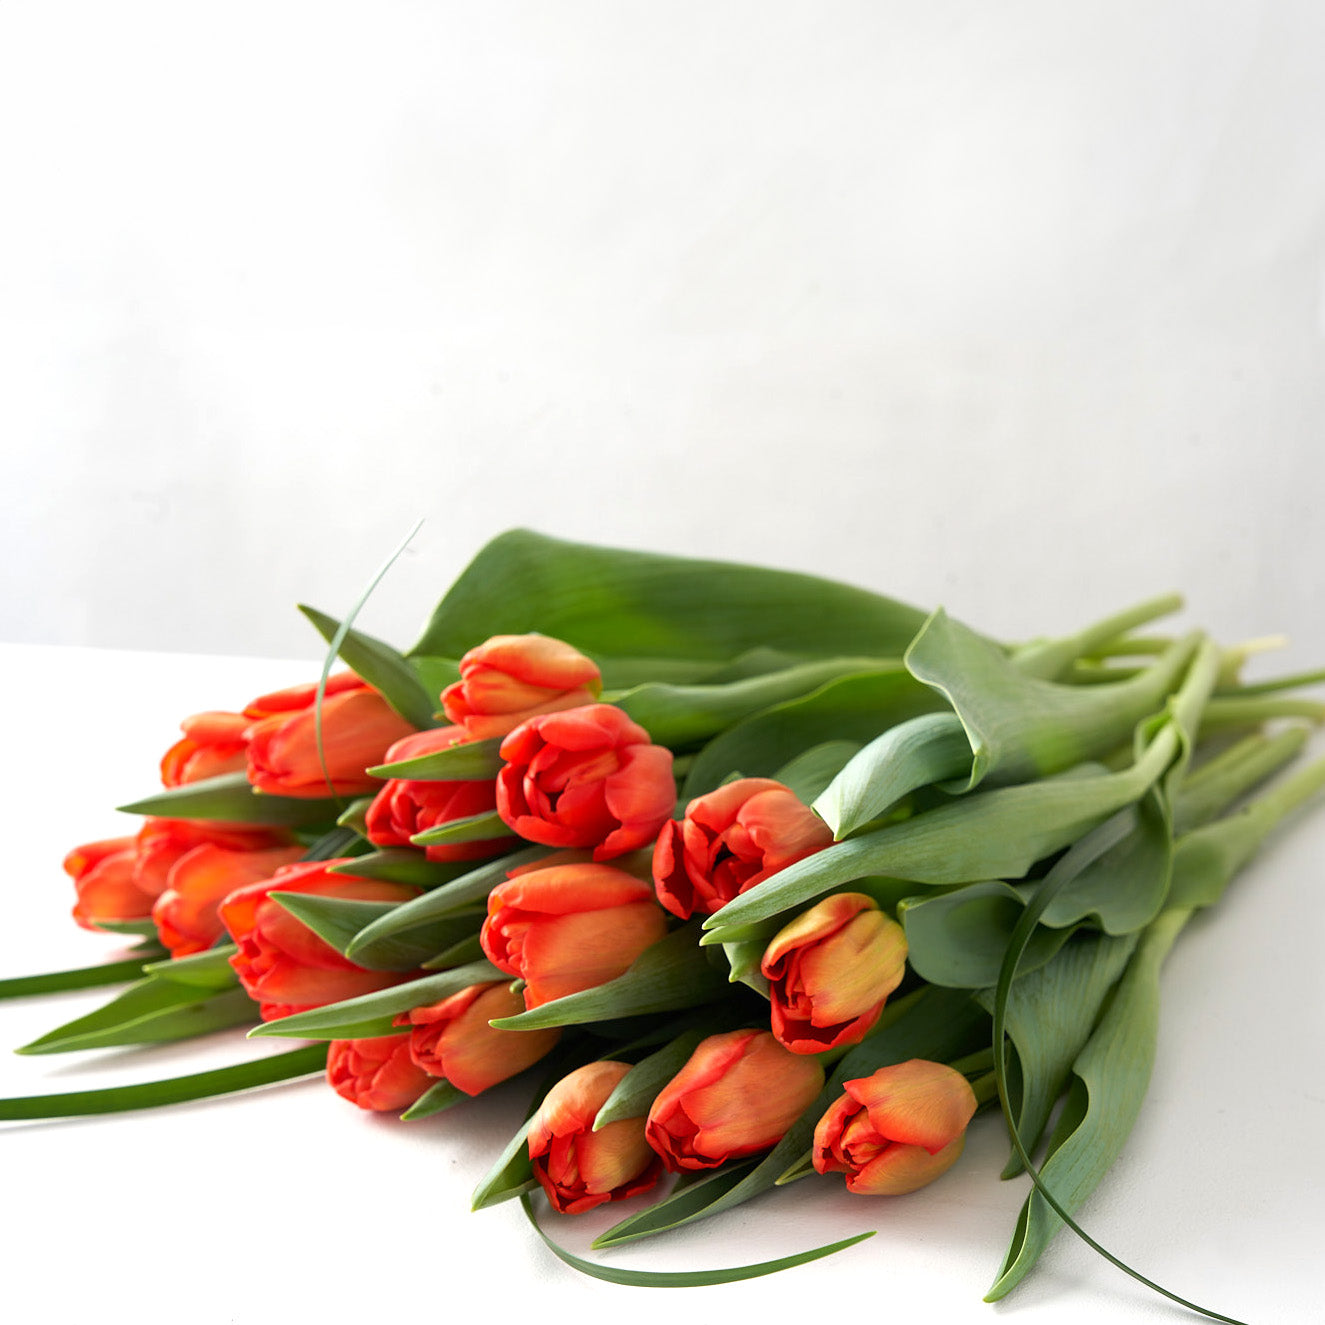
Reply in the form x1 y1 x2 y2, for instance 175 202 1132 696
5 530 1325 1314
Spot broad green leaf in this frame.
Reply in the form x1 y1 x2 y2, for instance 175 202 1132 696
410 530 932 675
88 918 159 938
329 850 477 888
249 960 504 1039
772 741 861 806
592 1028 710 1129
0 1044 328 1120
410 810 510 848
401 1078 468 1120
490 926 729 1032
683 668 942 799
118 773 340 827
420 932 485 969
368 737 503 781
299 603 439 730
0 946 167 1000
472 1118 538 1210
265 892 468 971
143 944 239 990
411 655 461 697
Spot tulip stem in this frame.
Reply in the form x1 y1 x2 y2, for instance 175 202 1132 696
967 1069 1001 1108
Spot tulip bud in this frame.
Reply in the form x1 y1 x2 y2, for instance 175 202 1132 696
652 778 833 920
761 892 908 1053
398 982 560 1095
480 862 667 1009
365 727 513 862
160 710 251 787
327 1035 434 1112
64 837 155 931
243 672 417 799
442 633 602 740
527 1061 662 1213
812 1059 977 1195
219 860 420 1021
646 1029 824 1172
496 704 675 862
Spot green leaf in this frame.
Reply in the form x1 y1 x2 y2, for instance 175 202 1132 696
410 809 510 847
0 947 168 1000
299 824 366 861
87 918 159 938
0 1044 328 1120
592 1028 710 1129
267 893 438 970
335 798 374 840
490 926 730 1031
368 737 503 781
400 1078 468 1120
299 603 439 730
118 772 340 827
143 944 239 990
472 1118 537 1210
419 932 485 969
524 1193 873 1287
683 668 942 799
329 850 478 888
1172 727 1308 836
411 530 932 675
249 960 504 1039
772 741 861 806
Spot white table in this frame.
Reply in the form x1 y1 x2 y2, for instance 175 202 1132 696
1 643 1321 1325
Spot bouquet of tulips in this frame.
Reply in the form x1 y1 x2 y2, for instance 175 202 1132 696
5 530 1324 1315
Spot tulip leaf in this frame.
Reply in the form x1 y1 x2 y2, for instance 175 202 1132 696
329 850 478 888
814 712 973 839
299 823 368 862
615 659 894 752
419 932 486 969
400 1078 468 1120
335 798 374 839
525 1192 873 1287
118 773 341 827
143 945 239 990
471 1118 538 1210
592 1028 710 1130
298 603 439 730
88 918 159 938
368 737 503 781
489 927 731 1031
410 810 510 847
248 960 504 1039
0 945 168 1000
410 655 461 696
772 740 861 806
265 892 462 971
410 529 932 675
0 1044 328 1119
682 668 942 799
1171 727 1308 837
343 847 551 961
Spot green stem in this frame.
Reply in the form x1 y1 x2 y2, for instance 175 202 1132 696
1012 594 1184 680
0 950 165 1000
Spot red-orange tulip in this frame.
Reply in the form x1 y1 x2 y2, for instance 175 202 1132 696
496 704 675 861
442 633 602 740
243 672 417 799
652 778 832 919
645 1029 824 1172
219 860 419 1020
527 1060 662 1213
326 1035 433 1113
131 817 294 900
160 710 251 786
480 862 667 1009
365 727 512 862
762 892 908 1053
65 836 155 931
399 982 560 1095
812 1059 978 1195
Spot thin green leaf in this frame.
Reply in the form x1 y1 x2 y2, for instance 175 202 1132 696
118 773 339 826
23 987 257 1055
329 850 477 888
143 945 239 990
368 737 503 781
0 1044 328 1120
472 1118 537 1210
410 809 510 847
299 603 439 730
267 892 444 970
592 1028 711 1129
87 918 159 938
400 1078 468 1120
0 947 167 1000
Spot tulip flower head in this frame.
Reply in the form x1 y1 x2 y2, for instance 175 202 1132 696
527 1060 662 1213
219 860 420 1021
365 726 512 862
65 836 156 931
652 778 833 920
243 672 417 799
480 862 667 1009
762 892 908 1053
399 982 560 1095
646 1029 825 1172
496 704 675 862
442 633 603 740
812 1059 978 1195
160 710 252 786
327 1035 434 1113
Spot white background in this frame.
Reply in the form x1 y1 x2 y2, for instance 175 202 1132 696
2 2 1324 1322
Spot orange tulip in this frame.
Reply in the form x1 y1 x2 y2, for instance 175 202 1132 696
527 1061 662 1213
326 1035 434 1113
160 710 251 786
243 672 417 798
219 860 419 1020
398 982 560 1095
442 633 602 740
365 727 513 862
131 817 294 899
65 836 156 931
812 1059 977 1195
652 778 832 920
497 704 675 861
762 892 908 1053
480 862 667 1009
645 1029 824 1172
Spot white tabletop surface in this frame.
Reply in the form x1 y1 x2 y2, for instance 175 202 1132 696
1 642 1322 1325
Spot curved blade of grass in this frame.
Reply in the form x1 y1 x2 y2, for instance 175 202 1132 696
118 773 339 826
368 737 503 781
523 1191 872 1287
411 529 932 673
0 1044 328 1120
298 603 438 730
